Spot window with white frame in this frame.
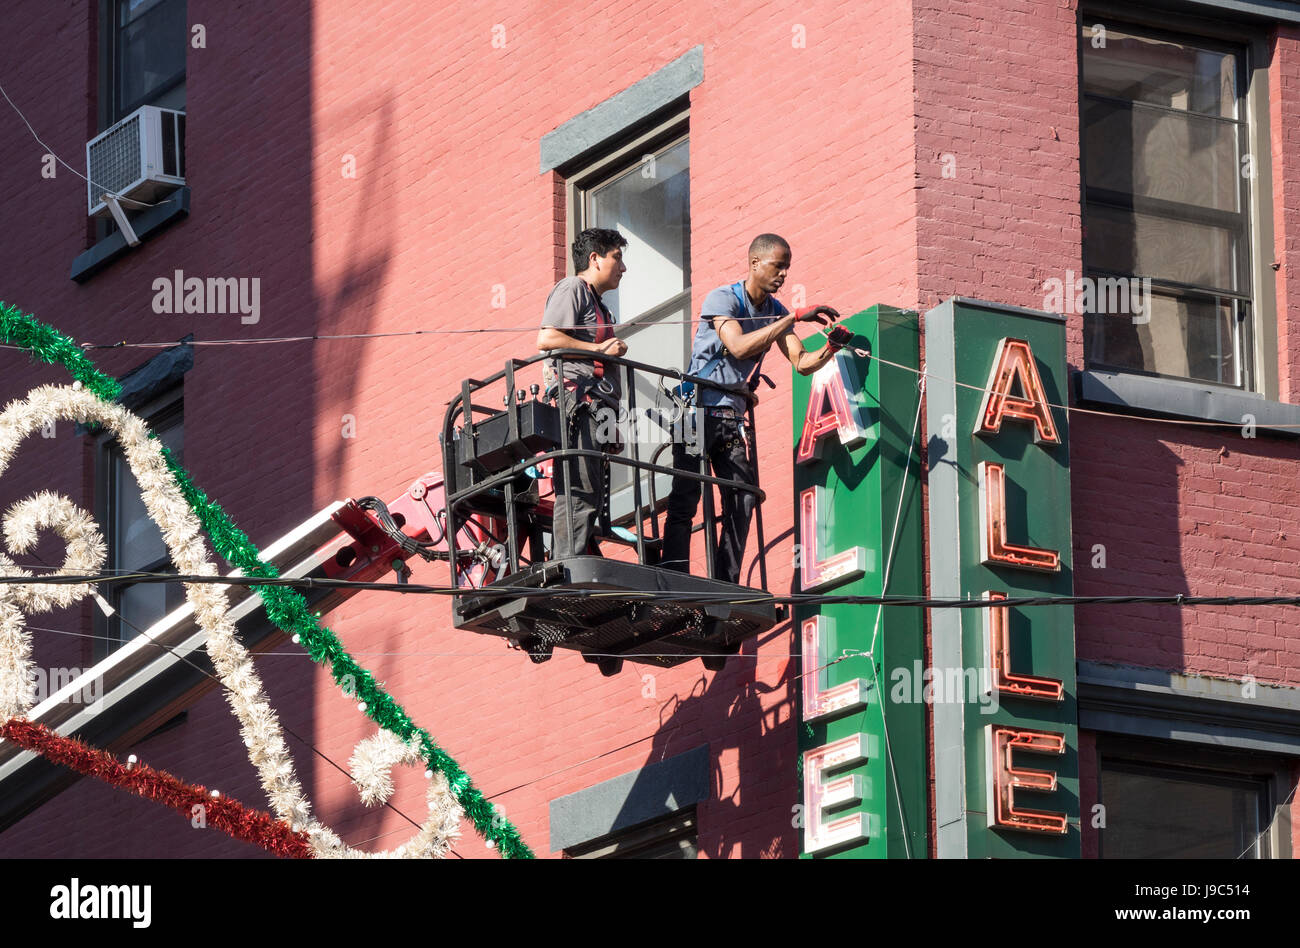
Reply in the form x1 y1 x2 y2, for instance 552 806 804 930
574 130 690 323
566 112 691 519
1081 20 1261 390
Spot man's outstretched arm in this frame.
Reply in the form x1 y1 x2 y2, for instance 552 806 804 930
775 327 839 375
714 304 839 362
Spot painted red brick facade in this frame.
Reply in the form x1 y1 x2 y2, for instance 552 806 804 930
1 0 1298 859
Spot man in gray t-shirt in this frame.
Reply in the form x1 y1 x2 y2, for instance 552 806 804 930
662 233 844 585
537 228 628 558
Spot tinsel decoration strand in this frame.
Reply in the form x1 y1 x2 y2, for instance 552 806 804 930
0 718 315 858
0 490 106 721
0 302 120 403
161 443 526 856
0 304 531 858
0 386 463 857
0 386 325 852
348 729 462 857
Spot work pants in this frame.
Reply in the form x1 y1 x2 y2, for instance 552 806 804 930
552 393 603 558
661 410 756 585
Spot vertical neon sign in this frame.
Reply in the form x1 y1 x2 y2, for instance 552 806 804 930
925 298 1079 858
794 308 926 859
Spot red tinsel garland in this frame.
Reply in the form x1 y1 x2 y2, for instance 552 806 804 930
1 718 314 858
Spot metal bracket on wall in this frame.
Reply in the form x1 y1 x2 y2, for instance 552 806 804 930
99 193 141 247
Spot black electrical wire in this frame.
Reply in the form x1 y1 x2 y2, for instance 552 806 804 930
3 569 1297 610
351 497 499 572
354 496 443 561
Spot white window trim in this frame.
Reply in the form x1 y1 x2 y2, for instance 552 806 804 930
1080 5 1281 403
565 109 689 284
561 111 693 525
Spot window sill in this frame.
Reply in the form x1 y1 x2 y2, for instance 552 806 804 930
1078 660 1300 755
69 186 190 283
1076 368 1300 438
548 744 708 852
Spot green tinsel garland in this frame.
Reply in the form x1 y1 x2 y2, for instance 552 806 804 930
0 302 121 402
0 302 532 859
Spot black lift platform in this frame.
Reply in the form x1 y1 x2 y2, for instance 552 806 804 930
441 352 781 674
454 556 778 674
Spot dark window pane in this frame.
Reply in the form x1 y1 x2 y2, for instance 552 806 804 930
110 411 183 641
1100 765 1263 858
120 582 168 639
116 0 186 114
119 0 168 24
647 836 697 858
1083 26 1236 119
161 110 177 175
1084 99 1240 211
1086 291 1239 384
1085 203 1241 293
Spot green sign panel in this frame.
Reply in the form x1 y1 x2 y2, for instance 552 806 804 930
793 305 926 859
925 298 1080 858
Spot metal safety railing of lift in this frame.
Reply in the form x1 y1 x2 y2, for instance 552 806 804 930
439 351 771 591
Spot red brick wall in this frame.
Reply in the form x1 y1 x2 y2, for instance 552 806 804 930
0 0 917 858
1272 26 1300 401
912 0 1083 330
1071 23 1300 857
1072 420 1300 684
2 0 1298 861
911 1 1300 859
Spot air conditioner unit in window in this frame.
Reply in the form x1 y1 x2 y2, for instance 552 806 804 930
85 105 186 219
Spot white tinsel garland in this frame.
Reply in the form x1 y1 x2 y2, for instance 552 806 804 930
0 598 31 723
0 490 107 720
0 385 462 857
349 729 462 858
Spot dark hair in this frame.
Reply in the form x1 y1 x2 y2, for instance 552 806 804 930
748 233 790 260
572 228 627 273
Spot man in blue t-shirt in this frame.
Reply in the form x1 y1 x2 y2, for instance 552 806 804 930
661 233 844 585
